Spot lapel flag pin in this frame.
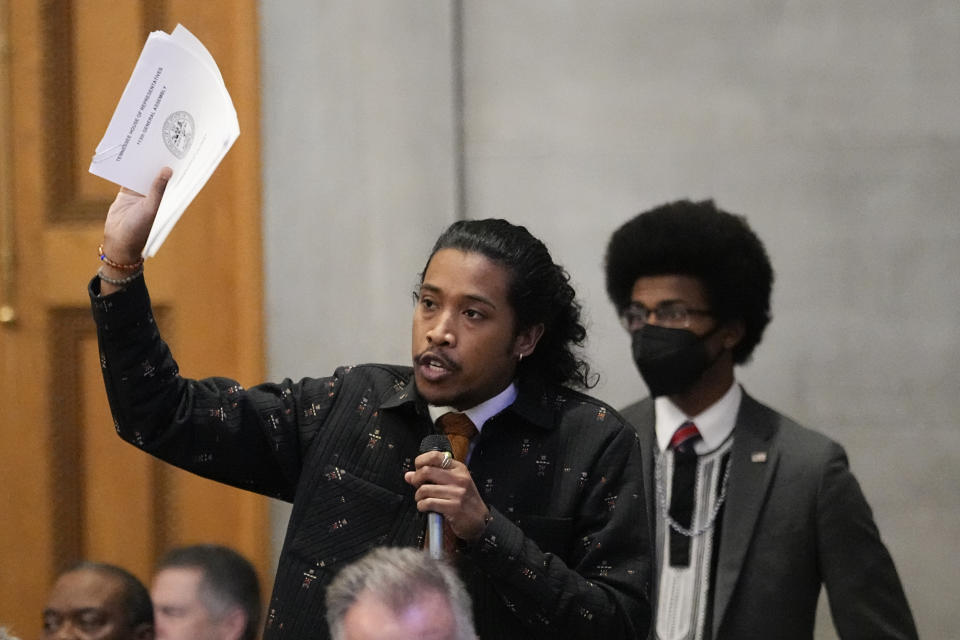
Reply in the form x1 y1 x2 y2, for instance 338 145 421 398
751 451 768 463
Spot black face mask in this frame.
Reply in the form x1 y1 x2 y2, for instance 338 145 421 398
631 324 721 397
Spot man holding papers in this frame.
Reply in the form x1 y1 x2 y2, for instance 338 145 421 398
89 171 651 639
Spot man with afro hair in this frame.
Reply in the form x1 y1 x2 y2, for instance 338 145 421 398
605 199 916 640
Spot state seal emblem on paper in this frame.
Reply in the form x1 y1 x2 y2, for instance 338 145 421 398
162 110 195 158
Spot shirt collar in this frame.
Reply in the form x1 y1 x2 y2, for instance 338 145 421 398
654 382 742 454
427 381 518 435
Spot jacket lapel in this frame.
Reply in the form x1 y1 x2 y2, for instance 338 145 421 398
638 403 657 545
620 397 657 544
711 393 779 638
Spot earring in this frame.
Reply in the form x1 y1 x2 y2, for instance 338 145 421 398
517 353 524 363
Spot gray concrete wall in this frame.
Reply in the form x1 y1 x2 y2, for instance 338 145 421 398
260 2 959 637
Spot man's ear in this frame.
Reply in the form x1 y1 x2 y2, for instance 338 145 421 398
132 622 155 640
514 322 545 359
721 319 746 352
219 607 248 640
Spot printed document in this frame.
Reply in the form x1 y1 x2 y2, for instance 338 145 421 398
89 24 239 257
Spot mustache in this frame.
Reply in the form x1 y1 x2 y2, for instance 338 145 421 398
414 350 460 371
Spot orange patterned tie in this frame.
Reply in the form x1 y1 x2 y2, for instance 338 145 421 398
437 412 478 463
435 412 478 556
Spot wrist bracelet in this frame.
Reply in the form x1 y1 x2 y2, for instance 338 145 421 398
97 265 144 286
98 244 144 271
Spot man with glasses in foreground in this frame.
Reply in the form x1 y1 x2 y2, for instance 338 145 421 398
604 200 917 639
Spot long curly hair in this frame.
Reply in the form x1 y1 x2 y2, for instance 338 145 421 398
422 219 595 389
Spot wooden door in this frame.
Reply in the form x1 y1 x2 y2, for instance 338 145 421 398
0 1 269 635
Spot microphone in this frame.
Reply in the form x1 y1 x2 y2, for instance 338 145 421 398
419 434 453 560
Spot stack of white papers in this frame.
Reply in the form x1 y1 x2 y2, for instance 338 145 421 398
89 24 239 257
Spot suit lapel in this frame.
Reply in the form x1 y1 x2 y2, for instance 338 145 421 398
711 393 779 638
638 402 657 544
620 397 657 545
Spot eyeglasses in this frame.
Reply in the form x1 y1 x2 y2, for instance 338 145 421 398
620 302 714 331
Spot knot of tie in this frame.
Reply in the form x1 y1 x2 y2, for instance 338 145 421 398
669 420 701 455
437 412 478 463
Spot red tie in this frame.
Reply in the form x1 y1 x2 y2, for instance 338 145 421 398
669 420 701 453
435 412 478 556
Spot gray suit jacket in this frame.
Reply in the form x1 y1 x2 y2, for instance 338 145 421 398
622 392 917 640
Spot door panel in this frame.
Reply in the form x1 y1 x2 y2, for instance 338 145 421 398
0 1 268 634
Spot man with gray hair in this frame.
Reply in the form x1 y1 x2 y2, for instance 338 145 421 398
326 547 476 640
151 545 261 640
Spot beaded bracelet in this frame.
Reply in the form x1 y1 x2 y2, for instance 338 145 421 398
97 265 144 287
98 244 144 271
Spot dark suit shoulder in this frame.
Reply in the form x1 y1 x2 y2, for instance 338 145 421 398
332 362 412 381
515 383 639 441
271 363 414 412
618 396 655 437
553 384 624 415
323 363 414 397
739 393 846 462
615 392 846 463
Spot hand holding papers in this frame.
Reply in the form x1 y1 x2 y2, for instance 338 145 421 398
89 24 239 257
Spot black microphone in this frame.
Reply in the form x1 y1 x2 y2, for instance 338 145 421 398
419 434 453 559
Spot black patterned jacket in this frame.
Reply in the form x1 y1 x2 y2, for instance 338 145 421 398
90 277 652 639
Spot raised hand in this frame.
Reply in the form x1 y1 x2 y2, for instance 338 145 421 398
98 168 172 294
101 168 172 266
